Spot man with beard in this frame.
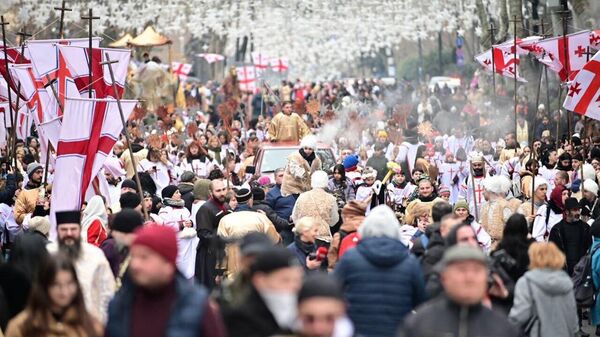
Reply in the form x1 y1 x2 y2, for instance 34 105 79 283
281 135 322 197
459 154 487 219
100 209 144 287
48 210 115 323
195 179 232 289
268 101 311 142
14 162 46 225
499 132 520 164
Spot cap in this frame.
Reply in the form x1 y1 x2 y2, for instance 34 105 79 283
239 232 273 256
438 245 488 270
180 171 196 183
250 246 300 275
161 185 179 199
121 179 137 190
132 224 178 266
111 209 144 234
298 274 344 303
235 188 252 203
55 210 81 226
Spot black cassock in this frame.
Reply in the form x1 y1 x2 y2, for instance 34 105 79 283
195 199 231 290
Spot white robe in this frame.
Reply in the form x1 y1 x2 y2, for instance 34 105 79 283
532 204 562 242
157 205 199 279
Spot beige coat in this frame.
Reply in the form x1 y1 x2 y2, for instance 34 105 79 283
292 188 339 243
217 211 280 278
15 187 47 225
281 151 322 197
268 112 310 142
5 308 103 337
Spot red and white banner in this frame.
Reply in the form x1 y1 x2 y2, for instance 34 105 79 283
51 97 136 213
590 30 600 49
270 57 289 72
37 117 62 150
251 52 270 71
15 105 31 140
474 43 526 82
197 53 225 64
236 66 257 93
9 64 52 124
563 50 600 120
171 62 192 80
535 31 590 81
0 104 11 148
57 45 130 99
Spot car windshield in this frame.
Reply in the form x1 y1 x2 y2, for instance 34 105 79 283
260 148 336 173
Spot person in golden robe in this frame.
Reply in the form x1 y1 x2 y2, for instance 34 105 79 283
267 101 311 142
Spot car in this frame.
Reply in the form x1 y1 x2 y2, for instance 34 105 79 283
250 143 337 180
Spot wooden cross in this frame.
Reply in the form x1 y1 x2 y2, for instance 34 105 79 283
54 0 72 39
81 9 99 98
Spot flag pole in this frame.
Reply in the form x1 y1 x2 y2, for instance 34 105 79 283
54 1 72 39
558 9 572 145
43 74 63 188
488 22 497 102
81 9 99 99
469 162 479 222
101 53 149 220
0 16 17 172
532 17 549 147
512 15 518 136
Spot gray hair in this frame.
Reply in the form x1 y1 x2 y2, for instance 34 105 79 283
275 167 285 175
358 205 400 240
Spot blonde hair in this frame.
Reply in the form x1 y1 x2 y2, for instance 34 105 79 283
293 217 318 235
528 242 566 270
412 202 431 225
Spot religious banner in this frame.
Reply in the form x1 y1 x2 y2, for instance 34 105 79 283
563 50 600 121
171 61 192 80
535 30 591 81
197 53 225 64
236 66 257 93
270 57 289 72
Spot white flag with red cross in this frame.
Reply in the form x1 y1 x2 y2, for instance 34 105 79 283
9 64 54 124
171 62 192 81
270 57 289 72
0 46 28 100
57 45 130 99
563 50 600 120
474 43 526 82
0 103 11 148
236 66 257 93
535 31 590 81
251 52 270 72
197 53 225 64
15 105 31 140
51 97 136 213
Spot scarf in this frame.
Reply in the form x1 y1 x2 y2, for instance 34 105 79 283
163 198 185 208
294 235 316 256
299 148 316 167
548 185 566 214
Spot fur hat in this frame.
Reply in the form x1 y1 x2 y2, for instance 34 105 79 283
483 175 511 195
311 170 329 189
300 134 318 150
453 199 469 212
235 188 252 203
29 216 51 236
584 179 599 195
361 166 377 180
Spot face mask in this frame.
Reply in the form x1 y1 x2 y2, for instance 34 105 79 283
259 290 298 329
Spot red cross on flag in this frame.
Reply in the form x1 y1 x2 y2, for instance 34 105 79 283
171 62 192 81
51 97 137 213
535 30 590 81
563 50 600 121
474 43 526 82
270 57 289 72
15 105 31 141
590 30 600 49
9 64 54 124
57 45 130 99
236 66 257 93
0 45 28 101
251 52 270 71
197 53 225 64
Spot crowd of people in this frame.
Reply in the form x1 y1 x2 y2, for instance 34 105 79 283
0 70 599 337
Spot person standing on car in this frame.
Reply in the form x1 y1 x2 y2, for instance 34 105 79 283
281 135 322 197
268 101 311 142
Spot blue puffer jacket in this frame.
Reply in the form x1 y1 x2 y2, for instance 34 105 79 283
334 237 426 337
265 184 297 221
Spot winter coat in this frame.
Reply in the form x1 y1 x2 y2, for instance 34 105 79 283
178 182 195 211
508 269 578 337
327 177 356 206
265 184 296 221
591 238 600 325
334 237 426 337
548 219 592 276
5 307 103 337
281 151 322 197
400 296 520 337
0 174 16 205
252 200 291 232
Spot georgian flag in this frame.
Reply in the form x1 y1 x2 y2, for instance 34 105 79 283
563 50 600 121
251 52 270 71
197 53 225 64
474 43 526 82
270 57 289 72
535 31 590 81
171 62 192 80
590 30 600 49
236 66 257 93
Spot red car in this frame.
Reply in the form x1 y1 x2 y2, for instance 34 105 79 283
250 143 337 179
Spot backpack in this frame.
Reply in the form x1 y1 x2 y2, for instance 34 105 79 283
572 244 600 307
338 232 360 258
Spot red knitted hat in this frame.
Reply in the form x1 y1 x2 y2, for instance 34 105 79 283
132 224 178 266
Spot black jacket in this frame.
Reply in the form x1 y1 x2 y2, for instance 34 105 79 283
400 296 520 337
177 182 195 211
252 200 290 232
549 219 592 276
0 174 16 206
223 286 292 337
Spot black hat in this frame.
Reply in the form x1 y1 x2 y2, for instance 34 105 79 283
250 247 300 275
564 197 581 211
120 192 141 209
235 188 252 203
55 210 81 226
180 171 196 183
251 187 265 201
121 179 137 191
298 274 344 303
161 185 179 199
111 209 144 234
239 232 273 256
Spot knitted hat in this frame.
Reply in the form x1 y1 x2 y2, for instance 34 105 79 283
311 170 329 189
300 134 318 150
111 209 144 234
55 210 81 226
258 176 272 186
180 171 196 183
29 216 51 236
132 224 178 266
250 246 300 275
341 200 367 219
235 188 252 203
584 179 599 195
251 187 266 201
120 192 141 209
193 179 211 200
438 185 451 195
121 179 137 191
161 185 179 199
377 130 388 138
343 154 359 170
453 199 469 212
27 162 43 178
298 274 344 303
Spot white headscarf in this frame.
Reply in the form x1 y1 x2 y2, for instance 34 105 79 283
81 195 108 241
